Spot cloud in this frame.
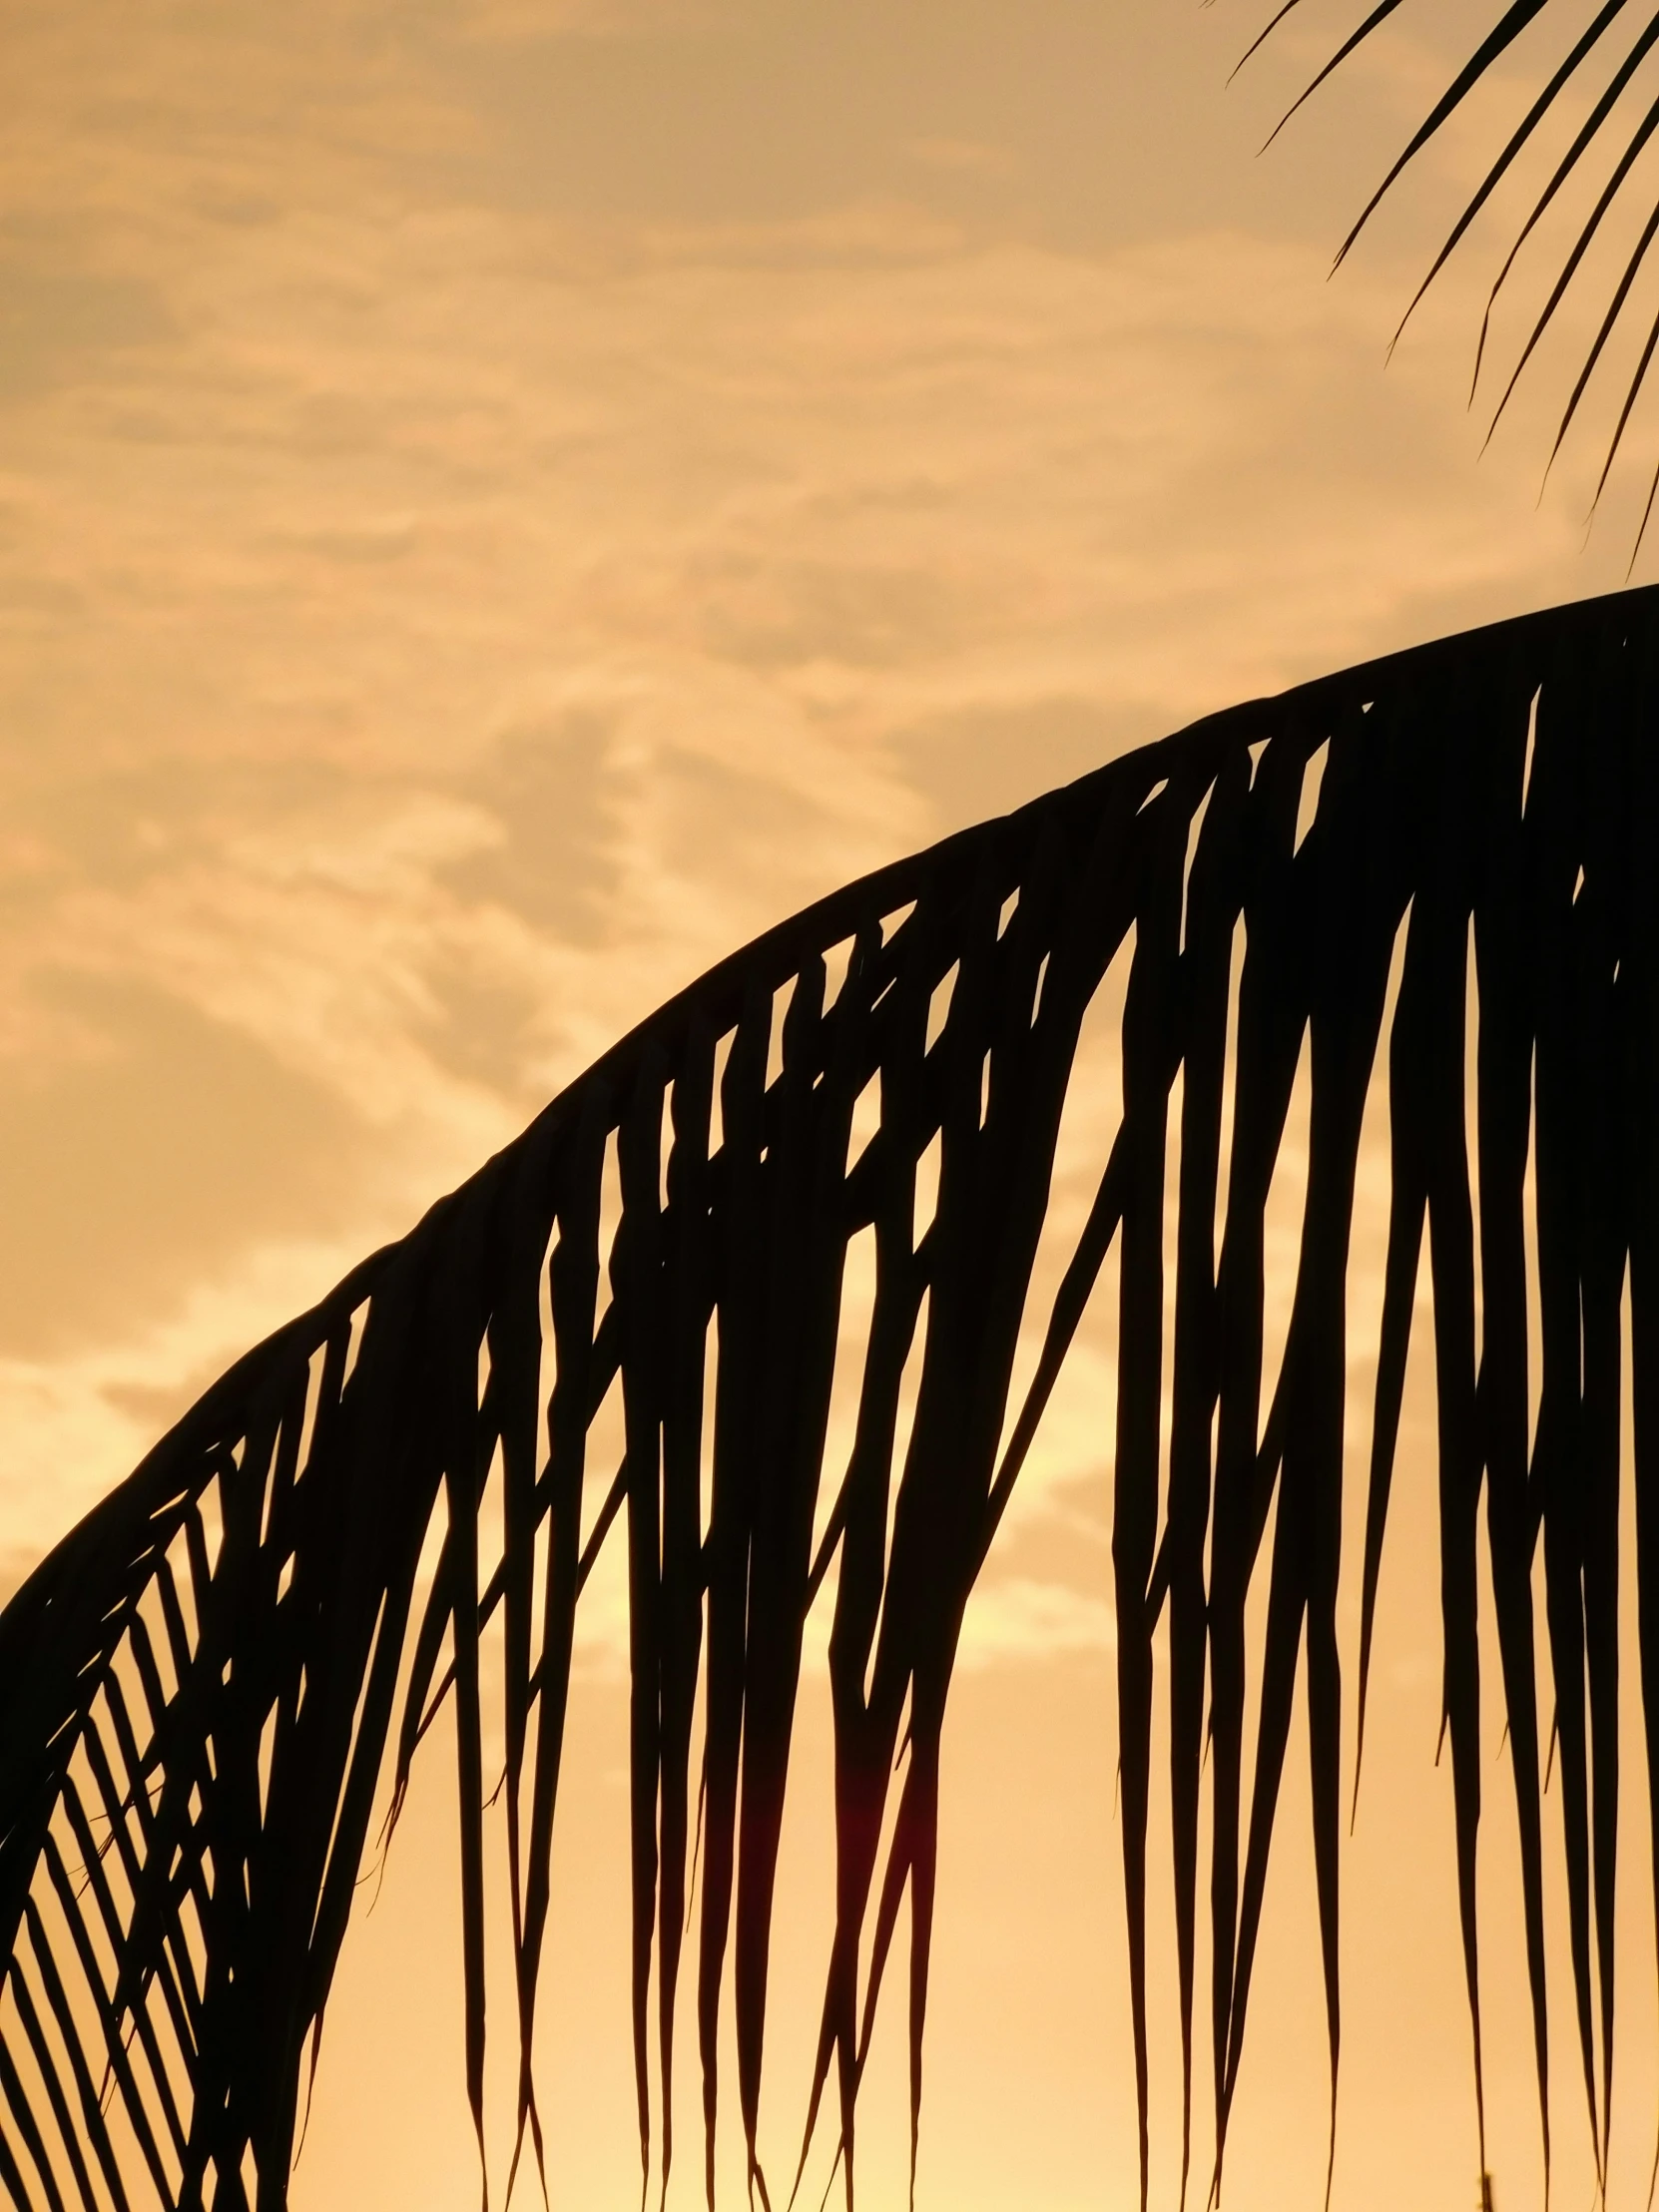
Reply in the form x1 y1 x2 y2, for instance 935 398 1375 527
0 0 1645 1625
0 1226 392 1557
956 1575 1117 1669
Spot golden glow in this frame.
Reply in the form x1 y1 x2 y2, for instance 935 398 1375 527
3 4 1655 2205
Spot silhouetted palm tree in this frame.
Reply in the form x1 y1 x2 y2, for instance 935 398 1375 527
1253 1 1659 542
4 11 1659 2211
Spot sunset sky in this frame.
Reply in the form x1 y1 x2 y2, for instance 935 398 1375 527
6 3 1659 2207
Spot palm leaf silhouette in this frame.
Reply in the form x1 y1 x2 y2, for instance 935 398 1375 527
1252 1 1659 538
2 585 1658 2209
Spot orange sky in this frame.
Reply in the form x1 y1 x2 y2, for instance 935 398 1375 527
6 3 1659 2206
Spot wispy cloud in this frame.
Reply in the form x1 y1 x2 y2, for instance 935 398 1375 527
0 0 1641 1610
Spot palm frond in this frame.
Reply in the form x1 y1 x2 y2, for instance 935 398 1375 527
1252 1 1659 529
2 586 1658 2208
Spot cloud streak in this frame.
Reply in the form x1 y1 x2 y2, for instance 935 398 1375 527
1 0 1650 1651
